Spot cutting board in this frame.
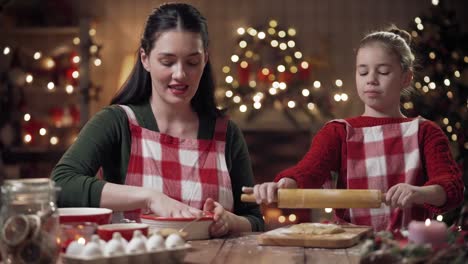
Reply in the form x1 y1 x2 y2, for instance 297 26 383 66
258 225 373 248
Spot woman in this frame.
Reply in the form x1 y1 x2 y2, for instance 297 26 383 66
52 3 263 237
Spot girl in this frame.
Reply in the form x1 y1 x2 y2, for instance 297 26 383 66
246 26 463 231
52 3 264 237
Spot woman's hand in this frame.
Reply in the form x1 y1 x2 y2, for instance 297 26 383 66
146 191 202 218
203 198 243 238
385 183 424 208
243 178 297 205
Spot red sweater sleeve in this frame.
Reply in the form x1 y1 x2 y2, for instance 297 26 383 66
274 122 345 188
420 121 464 213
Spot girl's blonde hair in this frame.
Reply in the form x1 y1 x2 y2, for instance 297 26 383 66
358 25 414 72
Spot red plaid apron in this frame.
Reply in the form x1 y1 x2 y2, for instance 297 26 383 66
325 117 430 231
120 105 233 220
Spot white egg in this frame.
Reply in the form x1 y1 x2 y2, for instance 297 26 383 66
81 241 103 259
127 230 147 254
112 232 129 247
146 234 165 251
104 239 126 256
165 233 185 249
65 240 85 256
90 234 107 251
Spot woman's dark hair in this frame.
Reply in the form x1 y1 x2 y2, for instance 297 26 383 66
111 3 222 117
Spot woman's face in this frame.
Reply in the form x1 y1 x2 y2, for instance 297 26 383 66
355 42 411 115
141 30 207 108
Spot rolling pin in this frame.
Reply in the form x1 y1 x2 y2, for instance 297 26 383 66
241 189 385 208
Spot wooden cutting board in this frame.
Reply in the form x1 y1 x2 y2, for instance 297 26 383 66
258 225 373 248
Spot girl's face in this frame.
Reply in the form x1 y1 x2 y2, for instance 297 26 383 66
355 42 412 116
141 30 207 108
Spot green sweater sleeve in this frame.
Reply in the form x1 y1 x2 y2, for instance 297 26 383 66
51 106 129 207
226 121 265 232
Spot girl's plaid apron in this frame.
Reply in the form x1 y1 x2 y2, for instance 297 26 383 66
324 117 431 231
120 105 233 220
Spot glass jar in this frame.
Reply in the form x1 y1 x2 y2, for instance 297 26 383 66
0 178 60 264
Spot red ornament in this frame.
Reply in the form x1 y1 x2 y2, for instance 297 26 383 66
278 71 293 83
237 64 250 86
69 105 81 126
257 68 270 83
299 62 311 81
49 107 64 127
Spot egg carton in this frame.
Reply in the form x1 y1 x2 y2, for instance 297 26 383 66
62 244 191 264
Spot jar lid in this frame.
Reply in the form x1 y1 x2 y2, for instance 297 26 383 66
1 178 58 194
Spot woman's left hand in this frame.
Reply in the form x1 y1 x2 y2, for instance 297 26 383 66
203 198 236 238
385 183 424 208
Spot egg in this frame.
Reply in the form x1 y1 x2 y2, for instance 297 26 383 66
146 233 165 251
81 239 103 259
127 230 147 254
65 240 85 256
165 233 185 249
90 234 107 251
104 233 126 256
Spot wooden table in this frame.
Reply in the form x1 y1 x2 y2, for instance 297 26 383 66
185 233 363 264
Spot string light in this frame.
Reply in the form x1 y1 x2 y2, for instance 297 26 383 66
94 58 102 66
278 215 286 223
436 215 443 221
279 43 287 50
257 32 266 39
73 37 80 45
294 51 302 59
50 136 59 145
278 31 286 38
225 90 233 98
72 55 80 63
324 208 333 213
24 134 32 143
454 70 460 78
277 65 286 72
307 103 315 110
247 27 257 36
24 114 31 122
89 45 98 53
239 104 247 112
432 0 439 6
335 79 343 87
267 28 275 35
417 24 424 31
47 82 55 90
249 80 256 88
65 85 74 94
287 101 296 108
233 96 241 103
225 76 233 83
414 17 422 24
270 40 279 47
222 66 230 73
33 52 42 60
302 89 310 96
288 214 297 222
239 40 247 48
287 28 296 36
231 55 239 63
444 79 450 86
341 93 348 101
72 71 79 79
269 20 278 28
287 40 295 48
237 27 245 35
3 47 10 55
89 28 96 36
25 74 33 83
39 128 47 136
253 102 262 109
429 82 436 89
313 81 321 88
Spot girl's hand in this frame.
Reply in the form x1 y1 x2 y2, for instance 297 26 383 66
203 198 235 237
244 178 297 205
146 191 202 218
385 183 424 208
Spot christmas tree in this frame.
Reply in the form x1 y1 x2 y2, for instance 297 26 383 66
402 0 468 224
217 20 346 128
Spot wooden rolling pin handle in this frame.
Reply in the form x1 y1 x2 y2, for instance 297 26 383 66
241 193 274 203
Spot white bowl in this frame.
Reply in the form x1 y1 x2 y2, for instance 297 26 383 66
140 214 214 240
